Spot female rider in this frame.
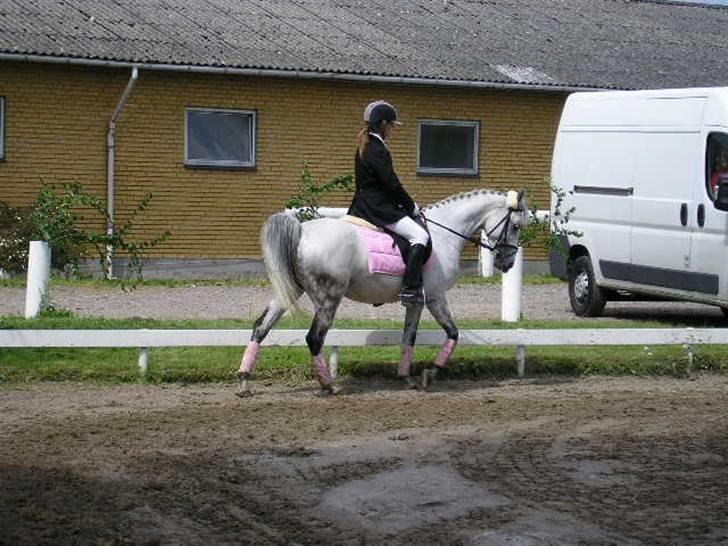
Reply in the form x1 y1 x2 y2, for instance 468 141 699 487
347 100 430 305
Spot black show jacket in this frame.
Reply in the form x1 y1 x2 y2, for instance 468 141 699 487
347 135 416 227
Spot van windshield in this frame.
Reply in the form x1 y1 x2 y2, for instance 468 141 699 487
707 133 728 201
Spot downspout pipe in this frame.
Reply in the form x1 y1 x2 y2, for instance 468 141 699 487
106 67 138 279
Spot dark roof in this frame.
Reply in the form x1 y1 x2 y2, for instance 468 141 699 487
1 0 727 90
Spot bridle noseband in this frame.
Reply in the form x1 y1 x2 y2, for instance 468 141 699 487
420 207 520 258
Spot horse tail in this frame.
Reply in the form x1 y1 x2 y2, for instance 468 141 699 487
261 212 303 310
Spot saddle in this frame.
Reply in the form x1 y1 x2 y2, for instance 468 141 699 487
344 215 433 276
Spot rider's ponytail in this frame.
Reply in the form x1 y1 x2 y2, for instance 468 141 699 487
357 127 370 157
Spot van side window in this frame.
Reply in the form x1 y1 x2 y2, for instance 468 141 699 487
706 133 728 201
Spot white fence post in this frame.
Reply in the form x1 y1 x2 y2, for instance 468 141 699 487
516 344 526 377
501 247 523 322
478 229 495 277
25 240 51 319
329 346 339 379
138 347 149 376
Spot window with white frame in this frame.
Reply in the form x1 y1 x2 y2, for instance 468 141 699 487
185 107 256 168
417 119 479 176
0 97 5 160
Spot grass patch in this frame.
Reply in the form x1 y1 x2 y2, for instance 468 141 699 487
2 343 728 384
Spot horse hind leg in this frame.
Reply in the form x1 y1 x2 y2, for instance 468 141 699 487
305 283 344 395
422 297 459 390
237 299 287 398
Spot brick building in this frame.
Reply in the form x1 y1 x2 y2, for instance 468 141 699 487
1 0 728 276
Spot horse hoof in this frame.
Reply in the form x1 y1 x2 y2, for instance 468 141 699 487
318 385 340 396
421 367 440 390
400 377 421 390
235 389 254 399
237 373 253 398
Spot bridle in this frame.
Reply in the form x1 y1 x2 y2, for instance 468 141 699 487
420 207 520 258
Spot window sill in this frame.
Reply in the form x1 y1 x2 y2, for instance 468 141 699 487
184 162 257 172
416 170 479 178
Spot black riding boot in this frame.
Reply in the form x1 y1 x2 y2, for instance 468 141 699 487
400 243 427 306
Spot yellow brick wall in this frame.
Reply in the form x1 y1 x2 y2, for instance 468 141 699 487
0 62 565 261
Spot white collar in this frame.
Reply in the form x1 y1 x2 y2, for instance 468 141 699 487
369 132 387 146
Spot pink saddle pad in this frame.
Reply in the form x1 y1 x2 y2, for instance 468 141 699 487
354 225 430 276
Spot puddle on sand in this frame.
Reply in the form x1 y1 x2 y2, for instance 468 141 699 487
316 463 510 534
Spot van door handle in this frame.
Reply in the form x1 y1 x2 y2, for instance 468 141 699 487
680 203 688 226
698 204 705 227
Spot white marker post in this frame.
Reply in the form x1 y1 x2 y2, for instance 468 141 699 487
24 240 51 319
478 229 495 277
500 246 523 322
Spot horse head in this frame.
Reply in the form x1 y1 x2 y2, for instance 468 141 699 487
485 190 528 273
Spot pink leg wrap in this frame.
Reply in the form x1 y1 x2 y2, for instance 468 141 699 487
239 340 260 374
312 354 332 386
399 345 413 377
434 339 457 368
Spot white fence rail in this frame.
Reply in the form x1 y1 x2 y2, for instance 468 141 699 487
2 327 718 378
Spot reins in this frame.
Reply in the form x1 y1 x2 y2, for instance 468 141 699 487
421 208 518 254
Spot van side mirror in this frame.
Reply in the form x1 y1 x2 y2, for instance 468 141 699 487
715 174 728 211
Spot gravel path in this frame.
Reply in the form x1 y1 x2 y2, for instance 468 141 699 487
2 282 726 323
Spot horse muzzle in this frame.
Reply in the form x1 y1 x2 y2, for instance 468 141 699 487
497 260 514 274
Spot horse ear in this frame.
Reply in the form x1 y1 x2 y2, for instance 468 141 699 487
517 190 525 202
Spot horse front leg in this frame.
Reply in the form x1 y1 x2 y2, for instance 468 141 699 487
236 300 286 398
399 302 424 389
423 297 459 389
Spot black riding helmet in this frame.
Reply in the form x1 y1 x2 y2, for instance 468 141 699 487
364 100 402 131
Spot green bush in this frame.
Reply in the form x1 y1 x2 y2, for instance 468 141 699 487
0 202 34 274
519 181 581 254
0 181 170 280
286 162 353 221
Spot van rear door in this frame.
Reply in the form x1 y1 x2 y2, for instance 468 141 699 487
552 125 635 274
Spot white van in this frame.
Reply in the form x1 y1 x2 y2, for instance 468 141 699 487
550 87 728 316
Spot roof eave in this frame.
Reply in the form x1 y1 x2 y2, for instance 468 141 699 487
0 52 608 93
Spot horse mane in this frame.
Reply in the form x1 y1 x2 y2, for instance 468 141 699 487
423 189 505 211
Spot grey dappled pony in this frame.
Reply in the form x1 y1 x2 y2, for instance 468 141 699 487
238 189 527 395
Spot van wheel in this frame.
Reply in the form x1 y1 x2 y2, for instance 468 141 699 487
569 256 607 317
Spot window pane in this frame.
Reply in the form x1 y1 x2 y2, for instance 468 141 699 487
187 110 253 165
419 123 477 171
707 132 728 201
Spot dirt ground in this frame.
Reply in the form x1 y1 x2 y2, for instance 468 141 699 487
1 375 727 545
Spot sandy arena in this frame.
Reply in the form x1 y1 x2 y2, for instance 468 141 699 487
1 375 727 545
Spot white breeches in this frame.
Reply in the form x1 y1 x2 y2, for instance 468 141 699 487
386 216 430 246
